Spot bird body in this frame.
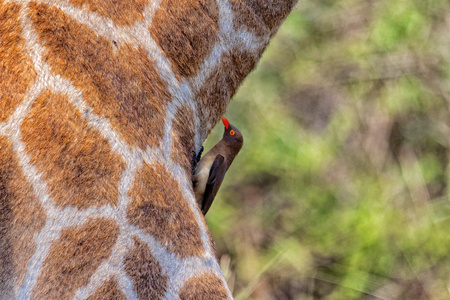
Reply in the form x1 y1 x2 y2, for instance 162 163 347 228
193 118 243 215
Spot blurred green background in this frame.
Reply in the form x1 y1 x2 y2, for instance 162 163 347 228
205 1 450 299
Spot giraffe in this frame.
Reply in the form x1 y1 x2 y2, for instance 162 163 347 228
0 0 297 299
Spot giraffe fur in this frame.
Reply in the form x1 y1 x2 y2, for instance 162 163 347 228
0 0 297 298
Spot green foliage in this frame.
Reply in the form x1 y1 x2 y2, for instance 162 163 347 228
205 0 450 298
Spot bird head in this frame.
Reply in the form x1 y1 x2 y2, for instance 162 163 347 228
222 118 243 149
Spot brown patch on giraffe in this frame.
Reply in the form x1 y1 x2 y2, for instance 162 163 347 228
171 105 195 171
31 218 119 300
228 0 270 37
87 278 126 300
194 208 217 258
28 2 170 149
0 2 37 122
150 0 219 78
68 0 148 26
21 90 125 209
179 273 229 300
124 237 167 299
127 162 203 257
238 0 298 33
195 50 257 137
0 137 46 295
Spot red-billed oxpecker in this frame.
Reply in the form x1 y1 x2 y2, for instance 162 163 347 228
193 118 243 215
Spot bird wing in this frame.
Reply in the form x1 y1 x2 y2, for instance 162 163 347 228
201 154 227 215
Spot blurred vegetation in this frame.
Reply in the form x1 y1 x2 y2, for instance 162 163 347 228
204 0 450 299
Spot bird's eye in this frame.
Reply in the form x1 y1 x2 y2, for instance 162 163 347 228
230 130 235 136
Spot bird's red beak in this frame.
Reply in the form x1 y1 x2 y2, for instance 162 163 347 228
222 118 230 130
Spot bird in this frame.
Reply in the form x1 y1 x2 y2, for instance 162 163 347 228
193 118 244 215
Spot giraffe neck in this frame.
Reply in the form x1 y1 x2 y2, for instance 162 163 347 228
0 0 296 298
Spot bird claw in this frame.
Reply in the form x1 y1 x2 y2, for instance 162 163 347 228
191 146 204 174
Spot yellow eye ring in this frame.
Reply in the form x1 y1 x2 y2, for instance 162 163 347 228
230 130 235 136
